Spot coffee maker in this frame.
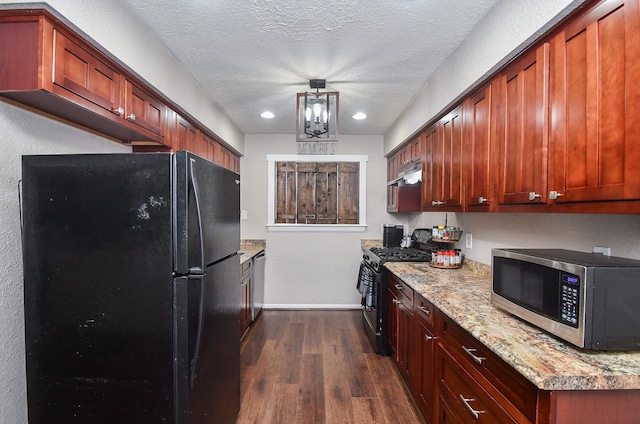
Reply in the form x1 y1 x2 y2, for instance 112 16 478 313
383 224 404 248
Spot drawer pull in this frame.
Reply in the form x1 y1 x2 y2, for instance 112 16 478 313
394 284 404 290
418 305 430 315
392 298 402 305
462 346 485 364
459 395 485 419
424 334 435 341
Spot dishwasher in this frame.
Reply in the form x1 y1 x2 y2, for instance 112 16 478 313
251 251 265 321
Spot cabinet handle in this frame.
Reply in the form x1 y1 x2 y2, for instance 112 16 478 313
112 107 124 116
549 190 564 200
127 114 136 121
392 298 402 305
432 200 444 206
418 305 430 315
459 395 484 419
462 346 485 364
478 196 489 204
528 192 542 201
424 334 435 341
394 284 404 290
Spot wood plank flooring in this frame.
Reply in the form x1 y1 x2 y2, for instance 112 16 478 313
237 310 425 424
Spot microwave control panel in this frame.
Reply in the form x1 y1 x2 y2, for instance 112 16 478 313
560 273 580 327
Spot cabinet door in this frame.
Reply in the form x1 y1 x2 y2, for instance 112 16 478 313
421 124 439 210
175 115 199 152
415 319 436 422
387 155 399 212
124 80 166 141
424 107 463 210
52 29 121 115
464 85 493 210
386 287 399 359
397 300 414 383
549 0 640 203
497 44 549 206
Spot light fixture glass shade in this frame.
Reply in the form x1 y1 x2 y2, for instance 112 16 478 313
296 91 339 141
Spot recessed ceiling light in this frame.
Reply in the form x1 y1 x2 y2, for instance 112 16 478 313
260 111 275 119
352 112 367 120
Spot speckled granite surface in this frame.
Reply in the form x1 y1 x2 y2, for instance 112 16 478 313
361 239 383 250
385 261 640 391
240 240 265 264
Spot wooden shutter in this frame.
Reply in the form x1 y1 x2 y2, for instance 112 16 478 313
275 160 359 224
338 162 359 224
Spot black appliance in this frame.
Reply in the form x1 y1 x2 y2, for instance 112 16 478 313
383 224 404 247
492 248 640 350
21 152 241 423
357 229 436 355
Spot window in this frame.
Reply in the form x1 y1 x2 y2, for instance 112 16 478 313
267 155 367 232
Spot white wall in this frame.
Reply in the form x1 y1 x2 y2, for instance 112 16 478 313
241 134 403 307
0 0 244 153
0 100 131 424
407 212 640 265
385 0 585 153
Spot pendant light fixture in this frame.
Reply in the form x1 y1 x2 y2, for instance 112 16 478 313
296 79 339 142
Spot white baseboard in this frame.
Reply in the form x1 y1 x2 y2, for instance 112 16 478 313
263 303 361 310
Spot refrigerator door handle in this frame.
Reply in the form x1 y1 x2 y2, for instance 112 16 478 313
188 158 205 275
189 273 205 389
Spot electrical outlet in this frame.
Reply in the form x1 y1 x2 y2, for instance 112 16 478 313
593 246 611 256
465 233 473 249
240 210 248 220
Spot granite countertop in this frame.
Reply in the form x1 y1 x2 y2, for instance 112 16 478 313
385 261 640 391
240 239 266 264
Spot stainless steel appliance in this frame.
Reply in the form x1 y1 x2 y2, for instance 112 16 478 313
357 229 436 354
21 152 241 423
251 251 266 321
492 248 640 350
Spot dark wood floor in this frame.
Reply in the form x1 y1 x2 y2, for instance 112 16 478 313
237 309 425 424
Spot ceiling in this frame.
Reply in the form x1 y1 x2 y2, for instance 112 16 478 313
118 0 501 136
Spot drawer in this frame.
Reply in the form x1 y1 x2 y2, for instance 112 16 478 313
415 294 435 329
439 314 537 422
387 272 414 305
437 345 519 424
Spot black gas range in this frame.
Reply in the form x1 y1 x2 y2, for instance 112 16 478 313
357 229 436 355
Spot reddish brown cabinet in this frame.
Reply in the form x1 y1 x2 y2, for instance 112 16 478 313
463 84 494 211
548 0 640 206
0 11 169 146
423 107 463 211
414 296 437 422
495 44 550 207
386 273 414 383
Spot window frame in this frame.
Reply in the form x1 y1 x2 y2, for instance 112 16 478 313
267 154 368 232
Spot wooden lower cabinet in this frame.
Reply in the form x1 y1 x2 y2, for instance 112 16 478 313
385 271 640 423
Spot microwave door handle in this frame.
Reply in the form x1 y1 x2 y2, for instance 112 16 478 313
188 158 205 275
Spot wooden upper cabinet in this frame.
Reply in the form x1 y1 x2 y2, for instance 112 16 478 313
496 44 550 207
174 114 199 152
549 0 640 204
0 12 168 146
52 29 122 116
423 106 463 211
464 84 493 211
124 80 167 142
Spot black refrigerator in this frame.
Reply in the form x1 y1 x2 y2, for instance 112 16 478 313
20 151 241 424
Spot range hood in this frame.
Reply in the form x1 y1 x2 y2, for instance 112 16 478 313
388 163 422 186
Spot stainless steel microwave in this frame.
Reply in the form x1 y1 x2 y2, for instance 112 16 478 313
491 248 640 350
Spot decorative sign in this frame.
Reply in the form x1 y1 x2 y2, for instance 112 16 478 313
297 142 337 155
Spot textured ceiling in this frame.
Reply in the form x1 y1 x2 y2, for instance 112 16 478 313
118 0 501 136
